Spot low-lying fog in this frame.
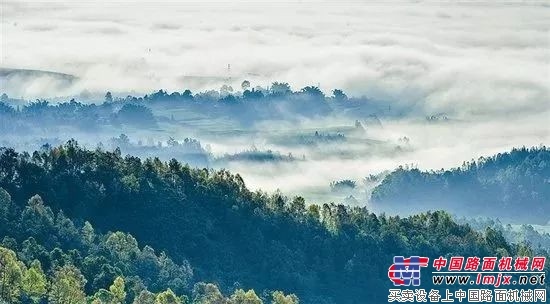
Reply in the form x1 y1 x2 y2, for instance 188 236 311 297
2 110 548 206
202 113 549 204
1 0 548 219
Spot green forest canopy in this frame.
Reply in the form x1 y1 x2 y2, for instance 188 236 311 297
0 189 298 304
0 142 547 303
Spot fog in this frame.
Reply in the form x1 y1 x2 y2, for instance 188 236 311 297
215 113 548 202
1 103 547 207
1 0 549 216
2 1 549 117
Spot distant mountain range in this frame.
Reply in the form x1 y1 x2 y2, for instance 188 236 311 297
0 67 77 82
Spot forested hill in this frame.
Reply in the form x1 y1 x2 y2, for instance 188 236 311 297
0 142 540 303
0 190 296 303
371 147 550 224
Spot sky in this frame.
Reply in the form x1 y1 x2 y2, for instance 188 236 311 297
1 1 549 117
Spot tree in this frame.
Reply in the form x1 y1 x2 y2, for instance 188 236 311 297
167 137 178 147
49 265 87 304
55 211 80 248
289 196 306 216
241 80 251 91
192 283 226 304
116 104 156 127
21 195 56 245
132 290 156 304
92 289 112 303
109 276 126 304
243 89 264 100
155 289 182 304
81 221 96 246
270 82 291 96
299 86 324 100
229 289 262 304
0 246 24 303
307 205 320 221
271 291 299 304
19 237 48 268
105 232 139 261
22 260 48 303
22 195 55 227
0 101 15 115
181 89 193 100
220 85 234 97
332 89 347 101
0 188 11 234
91 276 125 304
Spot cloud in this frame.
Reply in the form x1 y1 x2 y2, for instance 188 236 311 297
1 1 549 118
212 112 550 203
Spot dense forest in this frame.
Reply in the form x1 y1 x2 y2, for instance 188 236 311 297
0 83 391 134
371 147 550 224
1 142 546 303
0 97 157 132
0 190 297 304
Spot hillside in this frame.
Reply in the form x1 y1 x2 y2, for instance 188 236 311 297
0 190 293 303
371 147 550 223
0 142 539 303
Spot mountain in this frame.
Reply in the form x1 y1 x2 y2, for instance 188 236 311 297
371 147 550 224
0 141 537 303
0 68 77 83
0 68 78 100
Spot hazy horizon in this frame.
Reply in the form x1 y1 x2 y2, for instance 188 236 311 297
2 1 549 118
1 0 549 207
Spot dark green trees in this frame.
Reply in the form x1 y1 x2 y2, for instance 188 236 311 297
371 146 550 223
0 143 544 303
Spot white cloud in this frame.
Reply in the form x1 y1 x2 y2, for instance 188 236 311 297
2 1 549 117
